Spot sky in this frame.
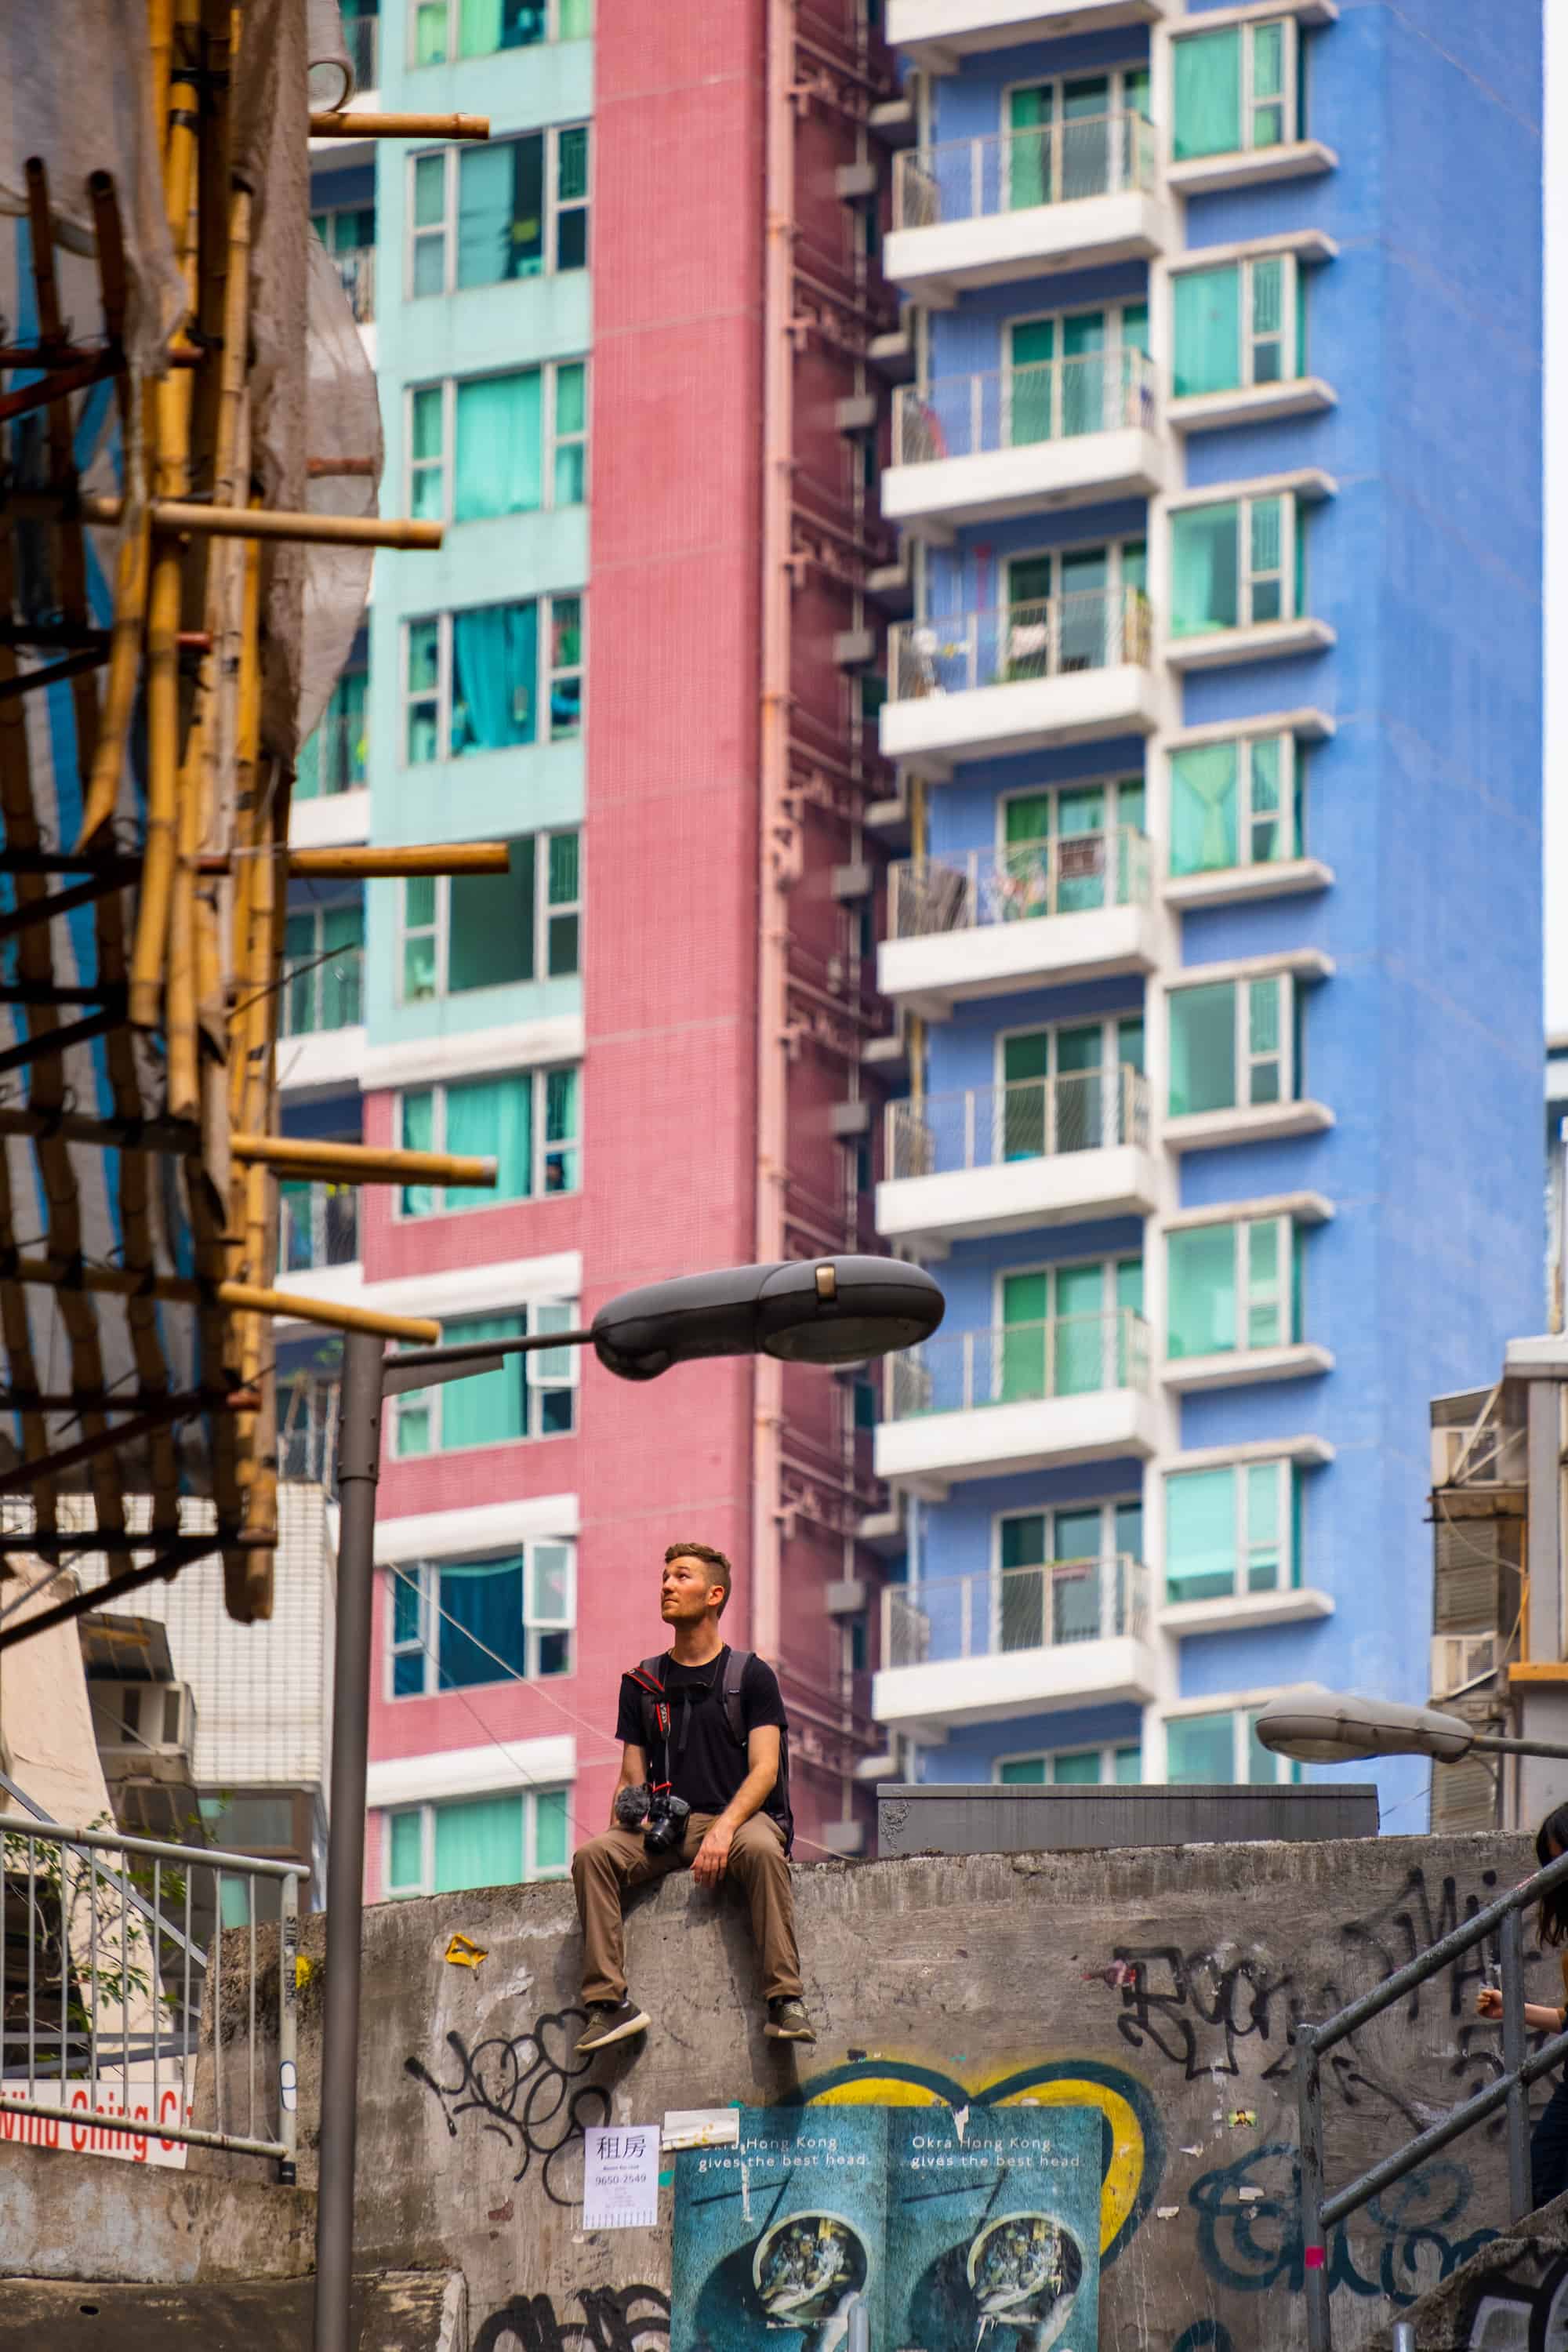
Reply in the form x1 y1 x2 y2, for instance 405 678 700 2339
1547 1 1565 1033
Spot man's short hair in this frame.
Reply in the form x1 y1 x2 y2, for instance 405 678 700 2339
664 1540 732 1615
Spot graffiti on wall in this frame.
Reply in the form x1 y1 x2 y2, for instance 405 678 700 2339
473 2286 670 2352
407 2006 609 2204
1460 2251 1568 2350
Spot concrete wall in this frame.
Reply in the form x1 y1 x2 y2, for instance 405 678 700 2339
205 1835 1544 2350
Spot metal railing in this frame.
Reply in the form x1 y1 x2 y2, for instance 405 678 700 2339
281 942 363 1038
883 1552 1146 1668
0 1809 303 2175
1297 1842 1568 2351
279 1377 339 1493
890 831 1152 940
329 245 375 323
894 348 1156 466
296 708 368 798
890 587 1152 701
895 112 1158 230
884 1308 1151 1421
279 1181 360 1275
886 1067 1149 1179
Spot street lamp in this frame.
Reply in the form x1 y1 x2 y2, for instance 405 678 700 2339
313 1256 942 2352
1254 1693 1568 1768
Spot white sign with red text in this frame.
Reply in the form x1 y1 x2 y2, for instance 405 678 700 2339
0 2073 194 2167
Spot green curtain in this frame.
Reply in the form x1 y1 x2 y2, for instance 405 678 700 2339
1167 1712 1235 1784
1170 742 1239 873
452 599 538 750
1167 1223 1236 1358
455 372 543 519
434 1795 523 1893
414 3 448 64
445 1076 532 1203
449 843 536 989
1171 505 1240 637
1174 267 1240 397
321 903 363 1027
1246 1463 1283 1591
1001 1029 1049 1160
1114 1747 1141 1784
1173 28 1241 160
442 1312 527 1447
1000 1758 1047 1786
1166 1467 1236 1600
459 0 502 53
388 1811 423 1890
1169 982 1236 1116
1000 1269 1047 1403
1008 317 1054 447
558 0 592 34
400 1089 437 1217
284 911 314 1032
534 1791 569 1874
1054 1260 1105 1396
1008 85 1051 211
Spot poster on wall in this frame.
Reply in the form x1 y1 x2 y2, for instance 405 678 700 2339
670 2103 1100 2351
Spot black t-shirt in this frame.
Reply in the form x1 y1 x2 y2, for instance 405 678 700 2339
615 1647 789 1820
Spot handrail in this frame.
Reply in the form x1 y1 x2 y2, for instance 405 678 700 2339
1298 1840 1568 2350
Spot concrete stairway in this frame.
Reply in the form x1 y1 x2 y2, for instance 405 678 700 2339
1366 2189 1568 2350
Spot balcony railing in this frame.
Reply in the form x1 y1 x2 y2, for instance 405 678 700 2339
296 709 368 799
279 1378 339 1493
895 349 1156 466
280 942 363 1039
885 1308 1152 1420
889 588 1152 702
887 1067 1149 1181
330 246 375 323
890 830 1152 940
884 1553 1148 1668
894 112 1158 230
278 1181 359 1276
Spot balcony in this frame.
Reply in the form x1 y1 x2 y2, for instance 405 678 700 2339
890 0 1169 64
276 941 365 1095
886 351 1165 531
880 829 1159 1014
878 1068 1155 1249
887 114 1168 299
875 1308 1159 1491
296 709 368 800
278 1180 360 1277
881 588 1159 772
329 245 375 325
874 1554 1157 1734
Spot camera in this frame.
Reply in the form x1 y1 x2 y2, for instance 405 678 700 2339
642 1790 691 1854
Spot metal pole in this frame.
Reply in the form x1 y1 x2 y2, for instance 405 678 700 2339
1500 1905 1531 2222
312 1327 384 2352
1297 2024 1331 2352
1392 2326 1414 2352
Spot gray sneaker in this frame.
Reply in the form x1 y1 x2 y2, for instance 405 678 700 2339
764 1997 817 2043
575 1998 650 2054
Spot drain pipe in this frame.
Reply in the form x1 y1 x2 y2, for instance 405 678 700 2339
753 0 797 1663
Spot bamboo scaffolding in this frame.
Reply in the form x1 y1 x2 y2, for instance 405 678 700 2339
0 1388 258 1414
287 843 511 878
309 111 489 138
5 1256 441 1346
11 492 445 550
230 1136 499 1189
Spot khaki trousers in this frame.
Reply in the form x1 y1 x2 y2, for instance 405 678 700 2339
571 1811 802 2006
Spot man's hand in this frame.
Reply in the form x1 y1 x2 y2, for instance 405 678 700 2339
691 1820 735 1889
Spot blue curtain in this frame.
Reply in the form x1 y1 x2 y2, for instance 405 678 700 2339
455 373 543 521
452 601 537 751
437 1558 524 1687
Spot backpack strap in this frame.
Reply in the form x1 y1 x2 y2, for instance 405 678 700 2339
629 1657 670 1785
723 1649 794 1857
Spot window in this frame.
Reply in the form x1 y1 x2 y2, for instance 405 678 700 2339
1166 1461 1298 1604
999 1014 1144 1158
1170 734 1300 876
404 593 583 760
1001 537 1146 674
296 668 368 800
281 900 364 1036
1005 303 1149 444
412 0 591 61
409 126 589 296
1173 254 1303 397
996 777 1145 919
997 1258 1143 1401
1168 975 1295 1116
996 1500 1143 1647
397 1067 580 1212
385 1788 570 1896
1000 1745 1142 1787
408 361 587 522
390 1543 574 1696
1171 495 1301 637
1172 19 1299 161
1167 1707 1298 1785
1167 1216 1301 1360
1006 68 1151 209
311 202 376 321
393 1301 578 1456
400 832 580 1000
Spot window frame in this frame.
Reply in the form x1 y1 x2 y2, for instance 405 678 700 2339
383 1786 572 1896
1167 971 1296 1117
391 1298 580 1456
1163 1457 1297 1604
405 125 590 299
1167 1213 1300 1359
1002 299 1151 440
1167 730 1301 877
404 358 590 523
1002 530 1148 614
387 1541 578 1699
1172 252 1301 396
1170 492 1298 637
394 1066 582 1215
397 830 582 1004
279 897 365 1037
1164 1703 1298 1785
409 0 590 64
994 1740 1142 1788
1171 16 1301 162
401 592 584 764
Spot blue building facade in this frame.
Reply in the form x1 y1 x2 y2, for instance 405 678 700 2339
870 0 1543 1823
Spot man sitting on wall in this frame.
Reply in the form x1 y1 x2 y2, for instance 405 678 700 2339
571 1541 816 2053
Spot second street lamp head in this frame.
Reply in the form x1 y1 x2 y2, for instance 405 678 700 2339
590 1256 945 1382
1254 1693 1477 1766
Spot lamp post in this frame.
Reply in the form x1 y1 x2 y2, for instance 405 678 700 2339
1253 1693 1568 1770
312 1256 943 2352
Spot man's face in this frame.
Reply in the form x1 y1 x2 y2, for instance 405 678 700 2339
661 1554 723 1624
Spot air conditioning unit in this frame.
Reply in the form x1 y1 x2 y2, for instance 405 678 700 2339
96 1680 197 1759
1430 1632 1501 1702
1430 1420 1528 1489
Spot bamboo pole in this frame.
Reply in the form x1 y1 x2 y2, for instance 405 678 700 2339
12 492 444 550
287 844 511 878
310 111 489 137
230 1135 499 1189
5 1255 441 1345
